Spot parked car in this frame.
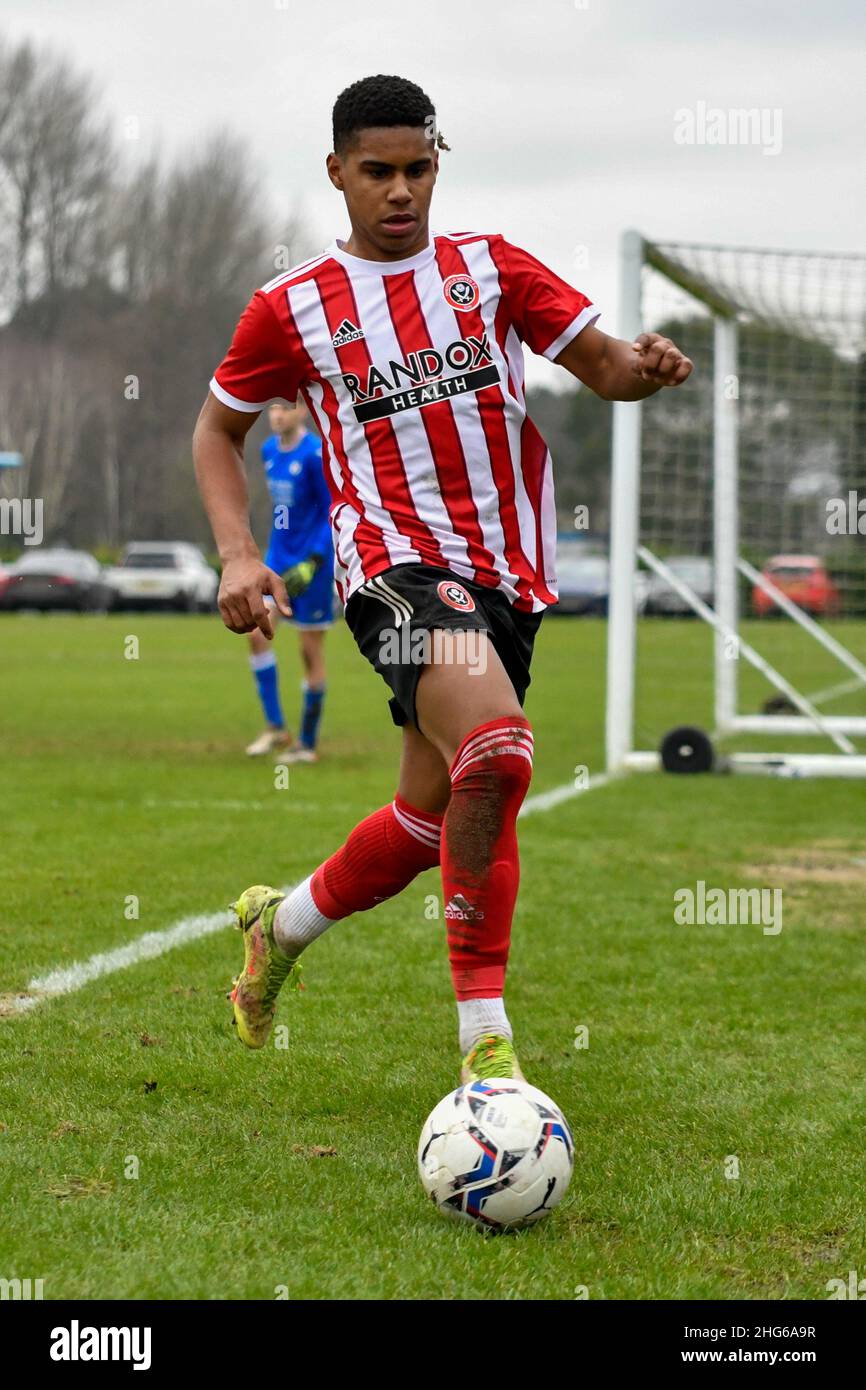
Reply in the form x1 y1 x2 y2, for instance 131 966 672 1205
106 542 219 612
554 552 609 615
553 547 649 616
752 554 840 618
644 555 714 615
0 548 111 612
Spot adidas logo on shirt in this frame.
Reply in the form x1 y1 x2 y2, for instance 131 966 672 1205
332 318 365 346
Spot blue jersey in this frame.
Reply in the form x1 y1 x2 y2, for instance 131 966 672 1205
261 430 332 572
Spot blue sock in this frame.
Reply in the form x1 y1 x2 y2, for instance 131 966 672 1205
250 652 284 728
299 681 325 749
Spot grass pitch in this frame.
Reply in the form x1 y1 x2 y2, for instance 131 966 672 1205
1 613 864 1299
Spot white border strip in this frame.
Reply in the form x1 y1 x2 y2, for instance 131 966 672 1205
208 376 270 412
543 305 601 361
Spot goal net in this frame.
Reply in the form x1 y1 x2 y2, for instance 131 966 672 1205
606 231 866 778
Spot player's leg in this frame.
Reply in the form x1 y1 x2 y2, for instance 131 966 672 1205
261 607 534 1073
229 566 538 1064
291 627 327 760
396 720 451 816
281 562 335 763
230 723 450 1049
245 607 292 757
273 721 448 955
414 631 533 1081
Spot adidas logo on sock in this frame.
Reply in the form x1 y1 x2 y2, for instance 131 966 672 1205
332 317 365 346
445 894 485 923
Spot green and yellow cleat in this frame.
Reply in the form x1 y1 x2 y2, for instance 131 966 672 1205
460 1033 526 1085
228 885 303 1048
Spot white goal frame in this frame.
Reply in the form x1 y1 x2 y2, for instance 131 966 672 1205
605 230 866 779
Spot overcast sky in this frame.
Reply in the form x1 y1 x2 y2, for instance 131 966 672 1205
4 0 864 387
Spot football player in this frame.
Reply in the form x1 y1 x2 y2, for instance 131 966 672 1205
193 74 692 1081
244 399 333 762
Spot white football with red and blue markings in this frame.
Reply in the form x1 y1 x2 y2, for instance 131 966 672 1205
418 1079 574 1231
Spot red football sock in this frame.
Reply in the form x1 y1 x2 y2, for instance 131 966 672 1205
441 716 534 1001
310 794 443 920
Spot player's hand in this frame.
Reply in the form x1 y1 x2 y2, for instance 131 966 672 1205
630 332 693 387
218 556 292 638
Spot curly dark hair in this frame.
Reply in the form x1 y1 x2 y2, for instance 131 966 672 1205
332 74 449 153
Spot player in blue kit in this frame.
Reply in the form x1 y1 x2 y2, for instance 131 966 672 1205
245 400 334 761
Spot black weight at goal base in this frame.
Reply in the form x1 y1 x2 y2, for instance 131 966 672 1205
659 725 716 774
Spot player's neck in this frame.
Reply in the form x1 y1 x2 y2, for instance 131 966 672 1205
343 220 431 263
278 426 304 449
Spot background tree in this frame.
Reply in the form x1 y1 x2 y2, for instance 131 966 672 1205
0 33 313 552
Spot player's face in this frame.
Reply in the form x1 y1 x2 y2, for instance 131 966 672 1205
269 402 306 434
327 126 438 259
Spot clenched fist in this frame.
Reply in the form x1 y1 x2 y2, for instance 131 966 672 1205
631 332 693 387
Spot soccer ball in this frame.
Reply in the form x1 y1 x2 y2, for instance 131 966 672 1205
418 1078 574 1231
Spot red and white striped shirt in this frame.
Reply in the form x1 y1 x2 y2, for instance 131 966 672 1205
210 232 599 612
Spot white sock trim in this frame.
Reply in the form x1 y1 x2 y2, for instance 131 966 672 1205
391 799 441 849
273 875 335 957
249 651 278 672
457 997 512 1055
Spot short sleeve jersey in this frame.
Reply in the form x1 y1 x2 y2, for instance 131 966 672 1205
211 233 599 611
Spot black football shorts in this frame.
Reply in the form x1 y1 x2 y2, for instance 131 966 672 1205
343 563 544 731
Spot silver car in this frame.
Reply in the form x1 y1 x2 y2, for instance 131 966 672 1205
644 555 714 616
106 542 219 612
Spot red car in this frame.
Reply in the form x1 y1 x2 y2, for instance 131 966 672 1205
752 554 840 617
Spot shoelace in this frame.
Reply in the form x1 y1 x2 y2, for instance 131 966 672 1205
260 953 301 1011
471 1034 514 1075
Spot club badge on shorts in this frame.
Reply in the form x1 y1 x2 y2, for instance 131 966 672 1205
437 579 476 612
442 274 481 312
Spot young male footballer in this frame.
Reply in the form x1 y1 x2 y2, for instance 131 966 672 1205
193 74 693 1083
244 399 333 762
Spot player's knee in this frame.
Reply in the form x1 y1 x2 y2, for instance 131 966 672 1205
450 716 534 803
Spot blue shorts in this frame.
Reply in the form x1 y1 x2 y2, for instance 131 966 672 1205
264 544 335 628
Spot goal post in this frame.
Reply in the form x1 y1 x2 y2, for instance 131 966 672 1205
605 229 643 773
605 231 866 779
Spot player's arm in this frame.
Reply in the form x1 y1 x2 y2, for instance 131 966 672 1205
554 324 693 401
497 237 693 401
192 392 291 637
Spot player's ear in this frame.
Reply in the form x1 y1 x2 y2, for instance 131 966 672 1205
326 152 343 191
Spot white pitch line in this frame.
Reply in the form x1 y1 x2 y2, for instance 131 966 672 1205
804 675 865 708
142 800 322 812
143 799 270 812
4 773 614 1018
520 771 612 816
3 896 283 1018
